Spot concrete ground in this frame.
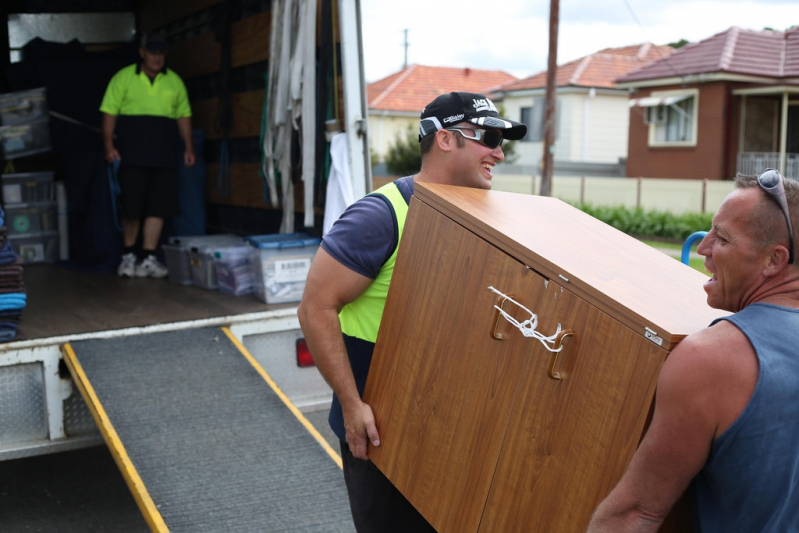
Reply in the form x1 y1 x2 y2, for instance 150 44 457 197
0 405 341 533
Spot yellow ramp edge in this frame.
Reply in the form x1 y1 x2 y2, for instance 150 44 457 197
62 342 169 533
221 327 343 469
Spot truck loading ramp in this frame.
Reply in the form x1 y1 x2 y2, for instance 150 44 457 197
63 327 355 533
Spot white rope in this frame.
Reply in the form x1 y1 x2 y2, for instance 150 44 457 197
488 286 563 352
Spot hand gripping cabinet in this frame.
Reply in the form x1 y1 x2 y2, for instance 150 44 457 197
363 182 724 533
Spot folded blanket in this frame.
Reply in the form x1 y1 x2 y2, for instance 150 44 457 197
0 242 18 266
0 329 18 342
0 293 26 311
0 321 19 332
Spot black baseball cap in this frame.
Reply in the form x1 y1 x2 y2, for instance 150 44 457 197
141 32 167 52
419 92 527 142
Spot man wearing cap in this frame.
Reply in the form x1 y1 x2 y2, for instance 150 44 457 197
100 31 195 278
298 92 526 532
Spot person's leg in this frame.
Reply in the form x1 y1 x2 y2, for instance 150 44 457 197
117 168 148 277
141 216 164 253
340 441 436 533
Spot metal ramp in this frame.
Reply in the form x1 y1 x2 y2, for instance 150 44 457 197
63 327 354 533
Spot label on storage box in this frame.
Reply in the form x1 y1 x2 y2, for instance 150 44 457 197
3 183 21 203
274 258 312 283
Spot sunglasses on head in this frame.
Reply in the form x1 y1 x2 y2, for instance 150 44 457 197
445 127 503 149
757 168 795 264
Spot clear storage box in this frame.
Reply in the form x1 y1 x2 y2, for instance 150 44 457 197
2 171 55 204
213 245 253 296
246 233 321 304
163 234 244 286
8 231 59 263
0 88 51 159
5 203 57 236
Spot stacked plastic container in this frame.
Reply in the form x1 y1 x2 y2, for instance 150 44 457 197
212 245 253 296
246 233 321 304
162 234 244 287
1 171 59 263
0 87 51 160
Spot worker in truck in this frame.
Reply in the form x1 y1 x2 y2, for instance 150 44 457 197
100 31 195 278
298 92 526 532
587 170 799 532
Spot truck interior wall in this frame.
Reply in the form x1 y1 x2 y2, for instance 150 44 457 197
137 0 339 237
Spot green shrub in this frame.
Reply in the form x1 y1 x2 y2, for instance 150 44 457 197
574 203 713 241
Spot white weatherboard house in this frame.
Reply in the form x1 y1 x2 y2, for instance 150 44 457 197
493 44 673 177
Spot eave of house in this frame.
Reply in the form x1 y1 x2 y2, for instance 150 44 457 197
493 86 629 98
617 71 799 90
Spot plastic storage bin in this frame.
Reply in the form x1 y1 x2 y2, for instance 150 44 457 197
8 231 59 263
247 233 321 304
2 171 55 204
5 203 57 236
0 88 51 159
213 245 253 296
163 234 244 286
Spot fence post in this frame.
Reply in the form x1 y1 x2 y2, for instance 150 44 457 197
701 179 708 213
580 176 585 205
637 177 642 209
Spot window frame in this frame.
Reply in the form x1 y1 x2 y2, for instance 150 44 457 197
646 89 699 148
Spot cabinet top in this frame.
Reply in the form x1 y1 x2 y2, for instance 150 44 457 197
414 182 727 349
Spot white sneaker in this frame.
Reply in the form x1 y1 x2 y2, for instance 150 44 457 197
134 254 169 278
117 253 137 277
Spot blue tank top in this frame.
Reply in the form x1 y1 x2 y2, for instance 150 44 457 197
692 303 799 532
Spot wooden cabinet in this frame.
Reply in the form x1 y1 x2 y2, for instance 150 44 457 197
363 182 724 533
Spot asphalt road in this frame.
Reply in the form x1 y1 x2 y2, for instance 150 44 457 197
0 408 341 532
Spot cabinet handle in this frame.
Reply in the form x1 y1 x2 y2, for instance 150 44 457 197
547 329 574 380
491 293 516 340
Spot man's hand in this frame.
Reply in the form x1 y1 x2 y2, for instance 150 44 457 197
105 147 121 165
184 149 196 167
344 400 380 460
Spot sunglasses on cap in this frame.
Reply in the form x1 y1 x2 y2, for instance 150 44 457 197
757 168 795 264
445 127 503 149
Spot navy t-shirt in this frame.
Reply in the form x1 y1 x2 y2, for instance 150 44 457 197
321 175 414 442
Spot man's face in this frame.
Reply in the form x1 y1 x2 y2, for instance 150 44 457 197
447 124 505 190
139 48 165 75
697 188 770 312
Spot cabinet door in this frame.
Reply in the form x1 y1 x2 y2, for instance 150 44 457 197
365 200 553 533
479 281 667 533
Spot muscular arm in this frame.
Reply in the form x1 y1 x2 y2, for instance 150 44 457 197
102 113 120 164
586 322 757 532
297 248 379 459
177 116 195 167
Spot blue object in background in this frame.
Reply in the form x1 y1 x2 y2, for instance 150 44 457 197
172 128 207 236
682 231 708 265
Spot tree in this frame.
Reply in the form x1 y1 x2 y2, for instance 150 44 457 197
385 127 421 176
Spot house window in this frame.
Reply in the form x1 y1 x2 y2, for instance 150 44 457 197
633 90 698 147
520 96 558 142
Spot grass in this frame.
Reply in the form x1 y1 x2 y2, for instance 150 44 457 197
640 239 707 274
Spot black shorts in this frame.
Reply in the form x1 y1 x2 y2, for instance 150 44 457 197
117 166 180 219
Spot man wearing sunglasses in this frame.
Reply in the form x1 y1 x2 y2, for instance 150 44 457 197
587 171 799 533
299 92 525 532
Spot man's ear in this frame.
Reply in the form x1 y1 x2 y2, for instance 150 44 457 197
436 130 454 153
763 244 791 277
139 47 146 60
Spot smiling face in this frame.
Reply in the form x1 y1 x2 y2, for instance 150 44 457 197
448 123 505 190
697 188 772 312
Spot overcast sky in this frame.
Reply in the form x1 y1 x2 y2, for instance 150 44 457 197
360 0 799 83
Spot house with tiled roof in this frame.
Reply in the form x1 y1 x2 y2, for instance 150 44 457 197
616 26 799 180
492 43 673 176
367 64 517 163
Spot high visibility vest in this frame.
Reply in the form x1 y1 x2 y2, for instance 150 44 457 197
338 182 409 343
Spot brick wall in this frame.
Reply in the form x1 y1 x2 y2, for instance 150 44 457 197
626 82 732 180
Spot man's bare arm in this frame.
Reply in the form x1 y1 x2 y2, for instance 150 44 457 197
297 248 377 459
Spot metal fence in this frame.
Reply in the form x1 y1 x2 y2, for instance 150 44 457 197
491 175 736 215
737 152 799 179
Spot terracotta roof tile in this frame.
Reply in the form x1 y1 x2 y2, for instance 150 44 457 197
496 43 673 92
618 27 799 83
367 65 518 113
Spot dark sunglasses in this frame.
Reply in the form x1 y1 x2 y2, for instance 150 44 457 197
445 127 503 149
757 168 795 264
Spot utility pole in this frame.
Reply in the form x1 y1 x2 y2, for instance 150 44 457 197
403 29 409 69
541 0 559 197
